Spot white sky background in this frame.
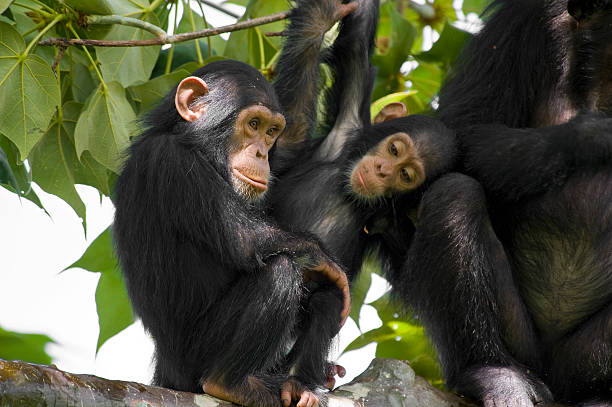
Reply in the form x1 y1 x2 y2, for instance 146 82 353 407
0 0 480 390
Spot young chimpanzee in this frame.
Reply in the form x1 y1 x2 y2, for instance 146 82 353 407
269 0 456 281
112 2 358 406
395 0 612 405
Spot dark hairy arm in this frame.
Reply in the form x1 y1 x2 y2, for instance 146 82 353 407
461 113 612 202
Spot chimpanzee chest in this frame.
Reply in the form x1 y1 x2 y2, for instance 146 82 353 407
509 171 612 342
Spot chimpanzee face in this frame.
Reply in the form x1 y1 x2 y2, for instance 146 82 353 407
174 76 285 202
228 105 286 201
349 132 425 200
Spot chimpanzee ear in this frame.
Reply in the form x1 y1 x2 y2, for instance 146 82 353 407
175 76 209 122
373 102 408 124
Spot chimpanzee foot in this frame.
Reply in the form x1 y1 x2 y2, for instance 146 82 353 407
324 363 346 390
203 376 281 407
457 366 553 407
281 377 326 407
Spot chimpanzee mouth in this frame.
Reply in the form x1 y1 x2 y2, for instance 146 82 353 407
232 168 268 190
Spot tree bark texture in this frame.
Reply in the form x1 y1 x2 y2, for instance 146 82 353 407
0 358 478 407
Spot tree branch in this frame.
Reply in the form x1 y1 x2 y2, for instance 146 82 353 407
39 10 292 48
0 358 480 407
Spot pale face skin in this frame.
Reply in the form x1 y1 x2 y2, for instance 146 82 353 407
350 132 425 199
228 105 286 201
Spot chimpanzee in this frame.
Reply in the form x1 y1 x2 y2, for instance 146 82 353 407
269 0 456 281
112 2 357 406
392 0 612 405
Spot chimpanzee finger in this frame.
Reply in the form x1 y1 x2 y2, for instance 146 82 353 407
334 1 358 22
281 383 292 407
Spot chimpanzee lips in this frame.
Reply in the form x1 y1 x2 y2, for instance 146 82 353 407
232 168 268 190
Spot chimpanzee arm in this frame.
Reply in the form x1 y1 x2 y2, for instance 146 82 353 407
462 113 612 202
273 0 357 151
315 0 379 161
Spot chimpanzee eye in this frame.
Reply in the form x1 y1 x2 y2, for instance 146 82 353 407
401 168 411 182
389 142 398 156
249 118 259 130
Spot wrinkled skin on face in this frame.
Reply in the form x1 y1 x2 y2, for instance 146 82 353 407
350 132 425 199
229 105 286 201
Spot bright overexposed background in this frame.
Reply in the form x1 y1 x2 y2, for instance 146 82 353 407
0 181 388 386
0 0 481 390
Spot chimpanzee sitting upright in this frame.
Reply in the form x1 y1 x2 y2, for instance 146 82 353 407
269 0 456 280
112 2 357 406
393 0 612 405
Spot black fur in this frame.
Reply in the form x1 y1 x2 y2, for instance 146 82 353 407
269 0 456 282
113 56 343 406
395 0 612 404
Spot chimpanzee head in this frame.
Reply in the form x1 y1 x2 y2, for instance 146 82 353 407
171 60 286 201
346 105 455 203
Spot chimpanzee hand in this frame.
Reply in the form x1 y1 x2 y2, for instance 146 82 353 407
295 0 358 39
303 259 350 327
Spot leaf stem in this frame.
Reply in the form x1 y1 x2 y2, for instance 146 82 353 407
195 0 213 58
66 23 106 91
29 0 54 13
199 0 241 19
87 14 167 38
184 0 203 64
24 14 65 56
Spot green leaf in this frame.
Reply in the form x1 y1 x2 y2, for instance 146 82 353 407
176 1 224 58
224 0 285 64
369 293 406 324
0 0 13 14
416 22 470 68
348 258 372 329
30 102 111 227
0 134 45 209
371 4 418 100
129 68 190 114
463 0 492 15
62 0 114 14
0 326 53 364
370 90 418 119
0 22 60 161
0 144 19 193
71 60 97 104
95 13 161 87
95 266 134 352
74 81 136 173
66 228 134 351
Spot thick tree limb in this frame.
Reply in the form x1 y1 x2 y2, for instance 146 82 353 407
0 358 479 407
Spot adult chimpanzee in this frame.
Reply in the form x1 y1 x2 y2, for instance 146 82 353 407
269 0 456 281
112 2 358 406
392 0 612 405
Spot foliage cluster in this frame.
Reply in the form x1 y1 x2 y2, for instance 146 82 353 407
0 0 489 387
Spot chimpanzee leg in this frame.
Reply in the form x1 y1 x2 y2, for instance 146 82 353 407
203 255 304 407
393 173 550 405
546 302 612 403
289 284 343 385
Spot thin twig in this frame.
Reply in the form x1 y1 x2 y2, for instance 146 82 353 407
40 10 292 47
199 0 241 19
51 45 67 75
